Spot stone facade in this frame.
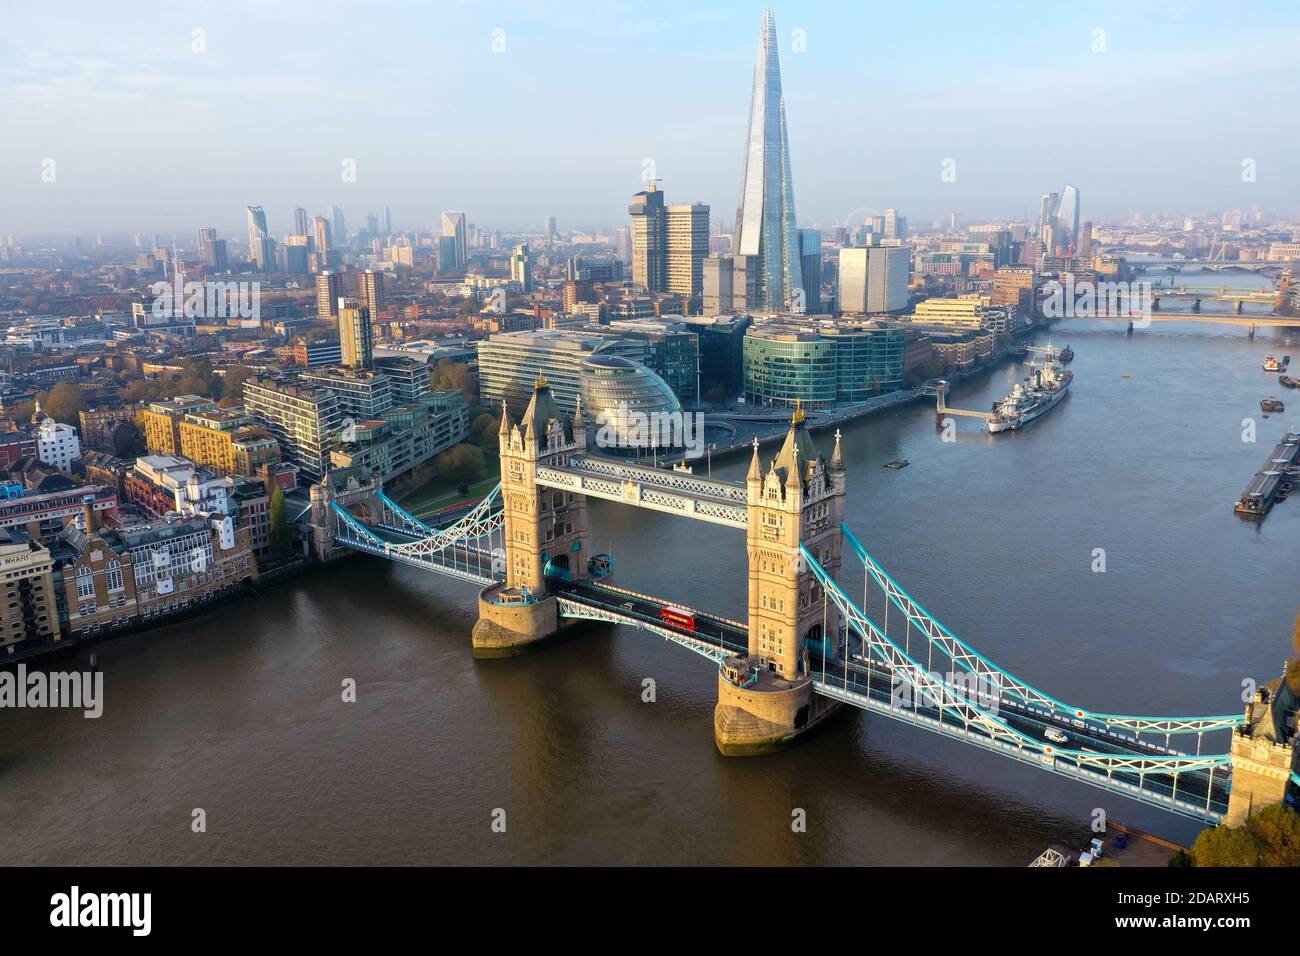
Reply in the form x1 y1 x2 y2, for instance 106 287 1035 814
1224 667 1299 826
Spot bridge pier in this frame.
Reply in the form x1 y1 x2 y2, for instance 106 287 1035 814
1126 320 1134 336
715 667 837 756
471 585 564 658
1249 323 1256 340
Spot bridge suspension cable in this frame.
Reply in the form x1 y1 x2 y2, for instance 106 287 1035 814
840 523 1244 737
802 543 1231 779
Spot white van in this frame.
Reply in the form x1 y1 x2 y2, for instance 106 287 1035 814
1044 727 1069 745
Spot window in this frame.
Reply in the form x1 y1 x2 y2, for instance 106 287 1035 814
106 561 124 593
76 567 94 599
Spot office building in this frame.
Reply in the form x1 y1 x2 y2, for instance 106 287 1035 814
579 356 683 456
510 243 534 294
478 330 625 415
798 229 822 312
586 318 701 402
733 9 803 311
282 236 310 275
703 254 758 316
331 206 347 246
246 205 274 271
629 183 667 292
884 208 906 241
743 318 905 409
197 228 228 272
35 416 81 471
289 338 340 369
441 211 467 270
676 313 752 398
1055 185 1080 253
911 294 991 329
667 203 710 303
836 245 910 314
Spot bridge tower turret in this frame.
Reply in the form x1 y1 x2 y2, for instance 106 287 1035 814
715 408 844 755
472 377 589 657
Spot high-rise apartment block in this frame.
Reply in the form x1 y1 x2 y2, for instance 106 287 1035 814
337 297 374 370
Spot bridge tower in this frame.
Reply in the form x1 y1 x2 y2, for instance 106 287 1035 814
715 408 845 755
1224 663 1299 826
471 377 589 657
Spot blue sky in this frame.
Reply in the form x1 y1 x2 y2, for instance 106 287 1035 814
3 1 1298 237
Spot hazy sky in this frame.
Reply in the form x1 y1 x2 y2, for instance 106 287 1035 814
4 0 1299 238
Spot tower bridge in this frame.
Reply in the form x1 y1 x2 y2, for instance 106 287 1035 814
309 377 1300 828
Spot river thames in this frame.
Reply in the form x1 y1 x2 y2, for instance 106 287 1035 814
4 308 1299 865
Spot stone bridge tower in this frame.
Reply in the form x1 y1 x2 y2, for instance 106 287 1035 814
716 408 846 755
308 465 381 562
1224 664 1299 826
472 377 589 657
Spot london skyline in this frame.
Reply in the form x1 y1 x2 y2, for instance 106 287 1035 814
4 0 1300 236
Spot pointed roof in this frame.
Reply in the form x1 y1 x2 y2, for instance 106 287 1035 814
1249 675 1298 744
770 404 822 488
498 398 512 437
747 437 762 482
520 376 566 442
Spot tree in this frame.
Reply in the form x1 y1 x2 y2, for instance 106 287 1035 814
37 381 88 425
175 357 221 399
111 420 147 459
1191 804 1300 866
1248 803 1300 867
435 443 486 489
269 485 292 554
431 359 477 400
1191 823 1260 867
222 365 255 403
469 411 501 447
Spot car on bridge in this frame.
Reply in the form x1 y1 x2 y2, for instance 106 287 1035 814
1044 727 1069 745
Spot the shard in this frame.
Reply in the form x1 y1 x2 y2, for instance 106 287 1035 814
734 8 803 312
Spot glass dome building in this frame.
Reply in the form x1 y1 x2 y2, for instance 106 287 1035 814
579 355 684 457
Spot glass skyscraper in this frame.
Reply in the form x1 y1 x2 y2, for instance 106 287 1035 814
1055 184 1080 253
734 9 803 313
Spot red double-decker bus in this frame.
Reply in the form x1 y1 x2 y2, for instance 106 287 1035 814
661 606 696 631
